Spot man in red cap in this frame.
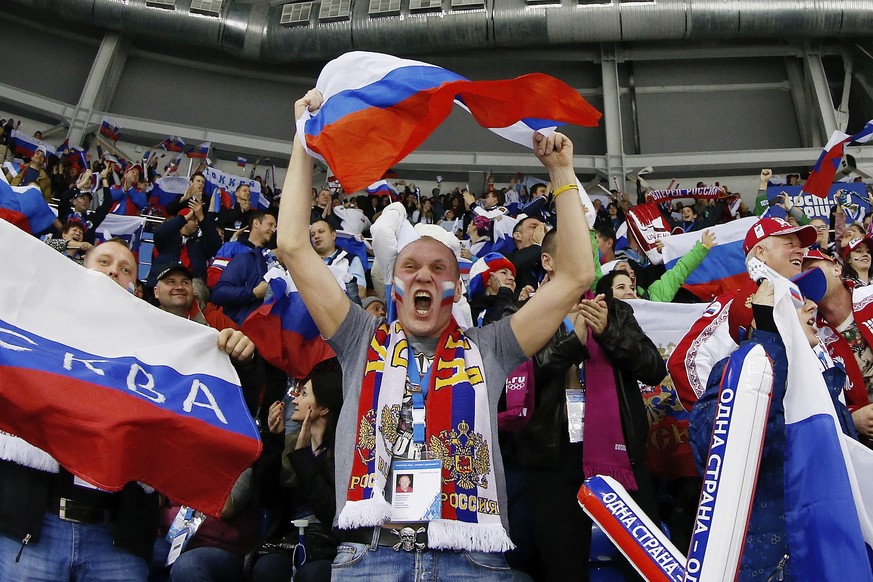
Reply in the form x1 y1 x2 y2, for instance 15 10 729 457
669 217 817 411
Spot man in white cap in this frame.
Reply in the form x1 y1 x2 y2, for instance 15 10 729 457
668 216 818 412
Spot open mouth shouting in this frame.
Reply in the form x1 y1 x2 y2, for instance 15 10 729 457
414 291 433 316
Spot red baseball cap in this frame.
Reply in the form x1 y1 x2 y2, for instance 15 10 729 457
801 248 837 265
742 217 817 256
842 237 873 258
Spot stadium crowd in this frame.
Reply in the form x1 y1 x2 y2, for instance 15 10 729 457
2 96 873 582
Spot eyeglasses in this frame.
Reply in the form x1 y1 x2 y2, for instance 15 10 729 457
814 225 829 232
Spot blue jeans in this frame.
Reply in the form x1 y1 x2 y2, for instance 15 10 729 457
331 541 515 582
0 511 148 581
169 546 243 582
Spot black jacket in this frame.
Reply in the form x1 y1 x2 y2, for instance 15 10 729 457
0 462 158 560
147 212 222 288
593 299 666 469
501 299 665 473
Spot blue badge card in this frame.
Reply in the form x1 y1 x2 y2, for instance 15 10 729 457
388 459 442 522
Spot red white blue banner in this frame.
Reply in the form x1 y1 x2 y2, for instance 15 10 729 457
297 51 601 192
0 219 261 517
661 217 757 301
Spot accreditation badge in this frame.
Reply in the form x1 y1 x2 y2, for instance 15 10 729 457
387 458 442 522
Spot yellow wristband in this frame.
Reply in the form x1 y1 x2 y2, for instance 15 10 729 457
552 183 579 200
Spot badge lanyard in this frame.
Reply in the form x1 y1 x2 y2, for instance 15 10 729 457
406 349 432 445
564 316 585 386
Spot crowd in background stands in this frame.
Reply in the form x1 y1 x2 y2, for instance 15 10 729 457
4 114 873 582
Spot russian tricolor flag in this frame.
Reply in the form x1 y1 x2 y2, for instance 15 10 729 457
334 230 370 272
0 219 261 517
773 279 873 579
803 130 851 198
187 141 211 159
237 156 247 168
9 130 56 160
241 268 336 379
661 217 758 302
0 171 56 235
160 136 186 152
149 175 189 209
99 118 120 142
94 214 146 254
366 179 398 199
297 51 601 192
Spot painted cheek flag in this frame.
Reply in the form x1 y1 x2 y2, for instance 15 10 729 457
241 267 336 379
99 118 121 143
773 279 873 579
0 171 56 235
661 216 758 302
0 219 261 517
9 130 57 160
297 50 602 192
187 141 211 159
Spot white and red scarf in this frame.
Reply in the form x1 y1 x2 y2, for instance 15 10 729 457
339 319 513 552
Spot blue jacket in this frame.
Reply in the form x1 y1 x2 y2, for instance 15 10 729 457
147 212 222 288
691 330 789 580
211 250 269 325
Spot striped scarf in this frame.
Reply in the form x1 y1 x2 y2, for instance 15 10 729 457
339 319 513 552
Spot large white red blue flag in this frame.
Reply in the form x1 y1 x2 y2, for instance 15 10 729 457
661 217 757 302
0 172 56 235
803 120 873 198
773 279 873 578
297 51 601 192
9 130 57 160
0 220 261 517
241 266 336 379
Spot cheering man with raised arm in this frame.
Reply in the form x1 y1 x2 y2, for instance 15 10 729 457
277 89 594 581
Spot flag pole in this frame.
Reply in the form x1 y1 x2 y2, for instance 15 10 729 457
187 157 193 178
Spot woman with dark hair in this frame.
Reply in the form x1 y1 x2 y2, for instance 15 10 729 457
575 275 665 524
412 198 436 225
250 358 344 582
842 237 873 287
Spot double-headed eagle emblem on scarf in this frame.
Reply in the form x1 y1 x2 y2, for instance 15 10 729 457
429 420 490 490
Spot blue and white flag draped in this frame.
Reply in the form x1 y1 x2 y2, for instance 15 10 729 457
773 278 873 578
